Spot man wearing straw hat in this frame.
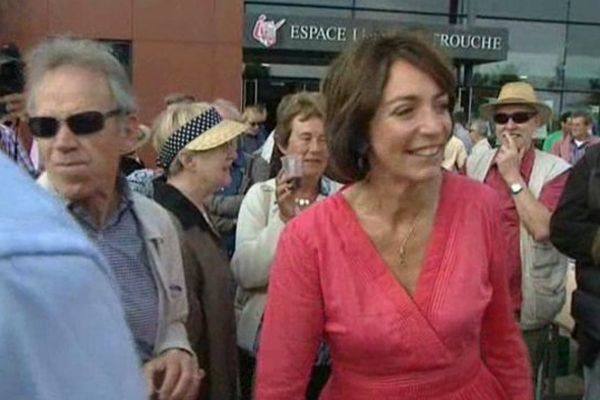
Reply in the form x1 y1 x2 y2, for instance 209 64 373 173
467 81 571 376
28 37 202 399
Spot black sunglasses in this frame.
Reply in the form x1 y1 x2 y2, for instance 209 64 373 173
493 111 537 125
28 109 123 138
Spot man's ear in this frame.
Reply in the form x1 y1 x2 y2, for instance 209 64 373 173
120 114 140 155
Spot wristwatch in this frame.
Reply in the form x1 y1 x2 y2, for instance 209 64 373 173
509 182 524 195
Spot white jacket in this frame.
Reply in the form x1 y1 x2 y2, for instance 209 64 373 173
231 178 336 352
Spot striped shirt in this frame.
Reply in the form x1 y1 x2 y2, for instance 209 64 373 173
0 123 36 177
70 180 159 363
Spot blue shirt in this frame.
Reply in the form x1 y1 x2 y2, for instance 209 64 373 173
240 129 268 155
0 154 145 399
70 179 159 363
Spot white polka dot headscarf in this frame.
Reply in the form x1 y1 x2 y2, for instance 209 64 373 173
157 106 228 169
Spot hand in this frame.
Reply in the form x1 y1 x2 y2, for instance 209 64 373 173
0 93 26 125
496 133 525 184
275 169 298 223
144 349 204 400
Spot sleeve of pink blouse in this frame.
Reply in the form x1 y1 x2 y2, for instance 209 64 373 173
255 222 324 400
480 193 534 400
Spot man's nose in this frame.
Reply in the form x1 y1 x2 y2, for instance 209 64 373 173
504 118 519 130
53 122 79 150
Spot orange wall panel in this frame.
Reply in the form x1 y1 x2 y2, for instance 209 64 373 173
132 0 215 42
215 0 244 45
212 45 243 105
0 0 50 37
133 40 215 123
47 0 132 39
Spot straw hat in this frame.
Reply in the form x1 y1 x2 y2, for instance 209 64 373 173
479 81 552 123
157 103 246 168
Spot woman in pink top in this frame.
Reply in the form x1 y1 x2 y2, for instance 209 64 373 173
256 33 533 400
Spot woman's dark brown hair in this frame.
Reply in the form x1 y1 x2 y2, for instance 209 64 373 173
321 31 456 183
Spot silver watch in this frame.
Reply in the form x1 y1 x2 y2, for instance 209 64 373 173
509 183 524 195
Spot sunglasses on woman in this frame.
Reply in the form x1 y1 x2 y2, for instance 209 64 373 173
28 109 123 138
492 111 537 125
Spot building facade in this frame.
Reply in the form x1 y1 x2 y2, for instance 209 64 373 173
243 0 600 131
0 0 243 164
2 0 600 142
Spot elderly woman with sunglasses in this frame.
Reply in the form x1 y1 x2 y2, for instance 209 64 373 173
149 102 245 400
256 34 532 400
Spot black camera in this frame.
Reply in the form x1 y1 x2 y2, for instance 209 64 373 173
0 43 25 117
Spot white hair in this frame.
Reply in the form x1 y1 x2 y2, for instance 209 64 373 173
26 37 137 115
469 119 489 138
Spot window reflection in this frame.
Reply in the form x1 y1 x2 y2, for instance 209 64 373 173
472 20 566 91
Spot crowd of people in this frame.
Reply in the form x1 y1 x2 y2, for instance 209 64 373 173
3 31 600 400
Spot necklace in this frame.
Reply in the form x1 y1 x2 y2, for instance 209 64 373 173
398 210 424 268
294 197 312 207
294 197 313 214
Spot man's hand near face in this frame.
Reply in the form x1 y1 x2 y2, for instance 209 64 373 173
144 349 204 400
496 133 526 185
0 93 27 125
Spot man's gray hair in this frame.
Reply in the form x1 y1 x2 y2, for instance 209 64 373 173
25 37 137 114
212 98 242 122
469 119 489 138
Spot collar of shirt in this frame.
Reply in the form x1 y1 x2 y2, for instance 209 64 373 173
572 137 589 148
69 175 134 234
152 177 217 235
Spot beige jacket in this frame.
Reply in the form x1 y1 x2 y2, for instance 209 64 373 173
153 179 238 400
467 149 570 329
37 173 192 356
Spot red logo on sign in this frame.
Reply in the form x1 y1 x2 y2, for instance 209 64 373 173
252 14 286 48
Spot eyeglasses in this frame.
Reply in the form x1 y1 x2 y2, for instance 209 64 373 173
492 111 537 125
28 109 123 138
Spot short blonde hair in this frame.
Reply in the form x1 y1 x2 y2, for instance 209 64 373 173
151 101 212 176
164 92 195 106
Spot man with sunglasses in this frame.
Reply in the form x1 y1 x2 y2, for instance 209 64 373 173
27 37 202 399
241 104 268 154
467 81 571 378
